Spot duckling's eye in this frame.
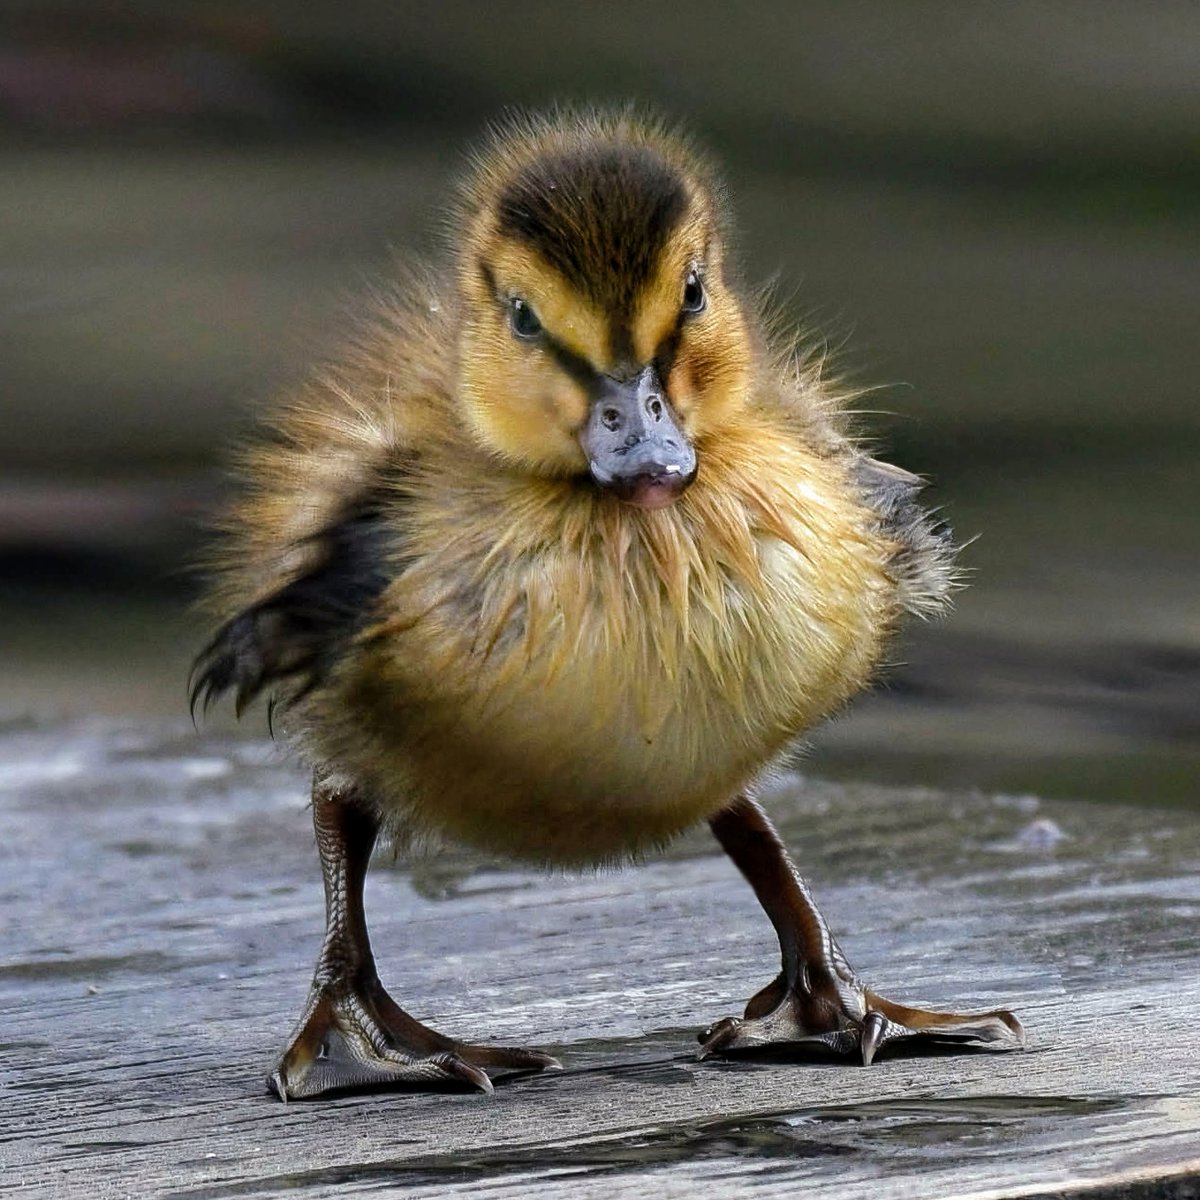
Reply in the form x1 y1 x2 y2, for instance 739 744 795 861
509 297 543 340
682 270 706 316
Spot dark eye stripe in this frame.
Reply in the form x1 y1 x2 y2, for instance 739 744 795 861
544 335 597 390
479 257 597 389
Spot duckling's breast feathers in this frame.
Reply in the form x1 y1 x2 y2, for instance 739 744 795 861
294 414 911 863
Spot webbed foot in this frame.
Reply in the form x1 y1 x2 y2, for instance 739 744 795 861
271 974 560 1100
698 968 1023 1065
270 776 558 1101
704 795 1025 1068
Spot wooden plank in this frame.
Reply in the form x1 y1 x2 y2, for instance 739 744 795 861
2 721 1199 1198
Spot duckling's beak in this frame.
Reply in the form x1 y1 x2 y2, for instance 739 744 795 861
579 365 697 510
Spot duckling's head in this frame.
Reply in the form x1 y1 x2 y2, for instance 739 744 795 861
452 109 752 509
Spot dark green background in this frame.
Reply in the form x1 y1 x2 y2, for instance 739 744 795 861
2 2 1197 804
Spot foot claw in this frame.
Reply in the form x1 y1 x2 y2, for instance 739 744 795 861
860 1010 886 1066
432 1052 494 1095
696 1016 743 1059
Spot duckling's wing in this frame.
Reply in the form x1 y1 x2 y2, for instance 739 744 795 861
190 490 395 720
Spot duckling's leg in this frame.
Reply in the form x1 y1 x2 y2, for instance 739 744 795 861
269 776 560 1100
698 796 1024 1064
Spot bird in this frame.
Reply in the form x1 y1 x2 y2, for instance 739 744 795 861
191 106 1024 1100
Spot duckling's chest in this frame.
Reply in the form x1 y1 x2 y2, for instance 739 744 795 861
353 476 894 856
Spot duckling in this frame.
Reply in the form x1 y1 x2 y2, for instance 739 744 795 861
192 108 1024 1100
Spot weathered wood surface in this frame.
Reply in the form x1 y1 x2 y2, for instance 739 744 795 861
2 721 1199 1198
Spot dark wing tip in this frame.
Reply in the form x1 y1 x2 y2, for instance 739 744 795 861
189 487 395 727
188 614 274 725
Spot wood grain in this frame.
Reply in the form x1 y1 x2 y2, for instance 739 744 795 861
2 721 1198 1198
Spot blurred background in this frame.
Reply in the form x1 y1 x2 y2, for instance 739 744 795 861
1 1 1196 806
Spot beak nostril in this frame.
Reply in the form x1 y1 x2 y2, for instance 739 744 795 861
602 408 621 431
647 398 664 421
